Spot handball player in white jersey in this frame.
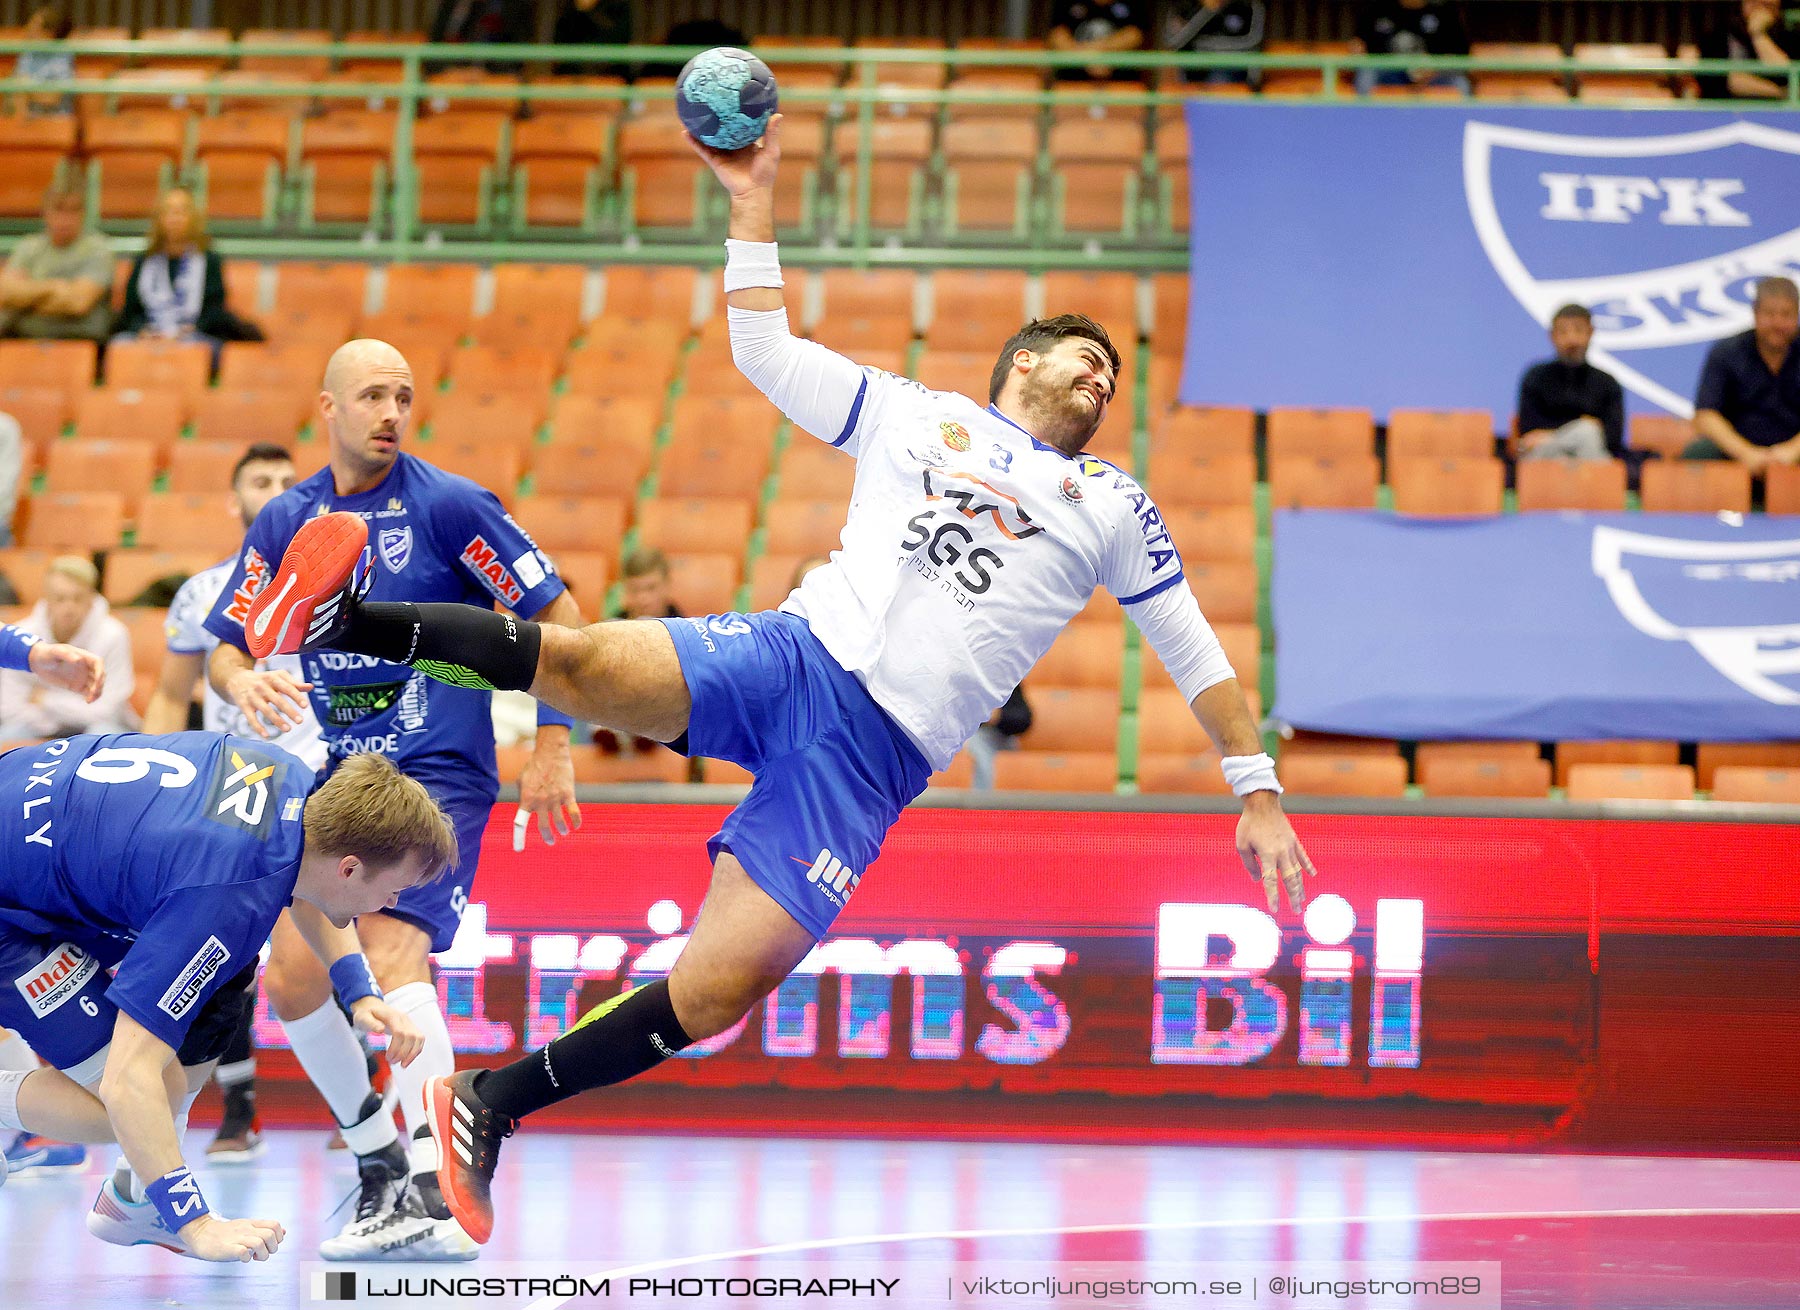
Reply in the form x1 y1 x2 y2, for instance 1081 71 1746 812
240 113 1316 1245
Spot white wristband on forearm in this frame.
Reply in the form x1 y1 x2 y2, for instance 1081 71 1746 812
1221 753 1283 797
723 239 783 292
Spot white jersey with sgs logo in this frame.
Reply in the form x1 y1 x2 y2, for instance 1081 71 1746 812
731 307 1235 771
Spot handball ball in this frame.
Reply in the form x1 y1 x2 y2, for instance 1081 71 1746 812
676 47 778 151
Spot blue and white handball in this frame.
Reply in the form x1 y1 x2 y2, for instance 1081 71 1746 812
676 46 778 151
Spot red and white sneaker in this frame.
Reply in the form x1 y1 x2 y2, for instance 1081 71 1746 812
244 512 370 659
424 1071 515 1246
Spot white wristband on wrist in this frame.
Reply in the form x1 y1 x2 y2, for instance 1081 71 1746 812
723 239 783 292
1221 752 1283 797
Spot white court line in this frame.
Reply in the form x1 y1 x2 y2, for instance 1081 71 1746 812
528 1205 1800 1308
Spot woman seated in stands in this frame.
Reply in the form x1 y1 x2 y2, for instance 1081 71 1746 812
112 188 246 371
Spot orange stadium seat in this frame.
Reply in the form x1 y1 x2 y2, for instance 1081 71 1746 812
1269 455 1380 510
1150 273 1188 358
301 110 395 224
536 437 653 503
927 752 975 790
1554 739 1679 788
748 551 813 611
1136 752 1234 795
412 113 505 228
217 345 320 394
913 351 994 400
833 118 932 233
381 263 478 320
1415 740 1543 771
1279 752 1409 798
1710 768 1800 805
0 550 58 605
74 389 186 453
1162 505 1256 562
511 495 628 560
354 311 459 374
271 262 371 318
135 493 246 554
928 271 1030 352
1694 742 1800 790
1136 687 1220 757
1016 686 1121 754
191 391 312 447
19 492 127 551
104 339 211 405
0 339 97 401
816 269 918 342
658 436 773 501
941 119 1037 234
0 115 76 218
636 498 755 557
1149 406 1255 459
602 266 698 321
762 499 848 557
1469 43 1567 100
948 65 1045 123
667 553 742 614
1389 456 1506 516
1566 764 1694 802
85 109 187 219
992 752 1118 793
1049 119 1145 234
1260 40 1354 96
1627 414 1694 459
1154 119 1189 234
447 345 562 396
430 392 543 453
0 387 70 453
1282 731 1401 759
1515 459 1628 511
1030 622 1125 690
1638 462 1752 513
1385 410 1496 460
166 440 248 493
44 439 158 512
775 442 856 502
1573 43 1676 101
422 438 522 502
618 117 709 230
103 549 221 605
1150 451 1257 507
1766 465 1800 515
486 263 587 343
545 390 659 450
546 549 607 613
237 28 334 82
1044 271 1140 341
1419 754 1553 798
117 607 163 715
1267 408 1375 460
193 111 288 224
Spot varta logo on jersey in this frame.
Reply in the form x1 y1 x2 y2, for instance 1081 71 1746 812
1111 476 1178 574
158 937 230 1020
919 469 1042 541
792 848 861 908
379 525 413 573
207 744 284 838
461 535 525 605
1465 118 1800 416
223 547 271 624
13 942 97 1019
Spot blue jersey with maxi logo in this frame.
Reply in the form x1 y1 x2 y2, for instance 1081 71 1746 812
0 732 311 1051
202 454 566 799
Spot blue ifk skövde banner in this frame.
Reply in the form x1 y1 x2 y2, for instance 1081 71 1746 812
1179 103 1800 421
1271 510 1800 742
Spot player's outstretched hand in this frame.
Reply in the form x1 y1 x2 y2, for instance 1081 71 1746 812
182 1213 286 1262
351 996 425 1067
686 112 783 197
515 738 582 851
27 642 104 703
1236 797 1317 915
225 667 314 739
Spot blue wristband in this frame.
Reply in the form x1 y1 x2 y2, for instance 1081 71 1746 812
146 1166 211 1235
329 953 383 1008
536 701 574 729
0 623 39 673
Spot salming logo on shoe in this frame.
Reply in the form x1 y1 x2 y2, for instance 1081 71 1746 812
792 848 862 907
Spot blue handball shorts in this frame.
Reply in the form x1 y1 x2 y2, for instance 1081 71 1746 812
662 611 932 940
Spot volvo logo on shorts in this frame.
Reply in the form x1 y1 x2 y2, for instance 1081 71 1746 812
794 848 861 907
13 942 98 1019
1464 118 1800 417
378 525 413 573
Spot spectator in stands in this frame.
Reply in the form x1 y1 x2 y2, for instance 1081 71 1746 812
11 3 74 116
968 685 1033 790
0 555 135 742
1047 0 1150 82
0 407 20 548
113 188 243 369
1353 0 1471 95
1516 304 1625 461
428 0 534 69
597 547 681 756
1685 276 1800 468
0 182 112 344
1697 0 1798 99
1163 0 1266 84
552 0 633 77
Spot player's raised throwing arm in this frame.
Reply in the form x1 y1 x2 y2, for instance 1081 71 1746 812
689 116 879 451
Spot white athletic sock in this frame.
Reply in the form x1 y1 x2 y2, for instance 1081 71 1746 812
0 1031 40 1073
0 1069 28 1129
281 1000 375 1126
382 981 452 1178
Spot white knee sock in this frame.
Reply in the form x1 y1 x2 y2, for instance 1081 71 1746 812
0 1031 40 1073
382 981 453 1178
281 1000 376 1126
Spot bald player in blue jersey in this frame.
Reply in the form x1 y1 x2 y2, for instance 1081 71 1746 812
0 732 457 1261
200 339 584 1259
